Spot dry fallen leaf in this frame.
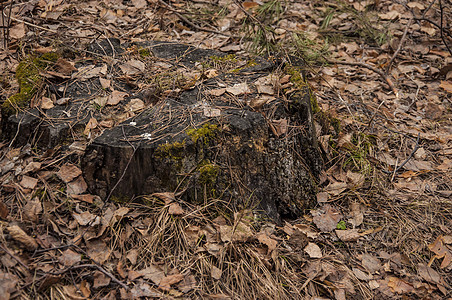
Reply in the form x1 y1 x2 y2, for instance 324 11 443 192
9 23 26 39
312 204 343 232
7 225 38 250
0 271 18 300
86 239 110 264
428 235 452 269
417 263 441 284
83 117 98 136
304 242 322 258
207 88 226 96
57 163 82 183
177 274 197 293
168 203 185 215
107 90 128 106
67 176 88 195
361 254 381 274
119 60 145 75
23 197 42 222
256 232 278 253
387 276 414 294
93 271 111 288
211 266 222 280
20 175 38 190
40 97 54 109
226 82 251 96
335 229 361 242
58 249 81 267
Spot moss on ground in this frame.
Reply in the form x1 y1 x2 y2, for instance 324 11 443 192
2 52 59 116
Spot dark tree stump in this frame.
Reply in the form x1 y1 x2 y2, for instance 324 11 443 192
81 42 322 220
1 40 322 220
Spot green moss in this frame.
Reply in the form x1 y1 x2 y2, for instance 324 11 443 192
138 47 151 57
186 123 219 144
155 141 186 160
284 65 320 114
2 52 59 116
198 161 220 197
210 54 237 63
231 59 258 73
199 162 219 185
110 195 130 204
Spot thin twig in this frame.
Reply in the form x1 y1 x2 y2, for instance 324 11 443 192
386 18 413 73
0 244 29 270
157 0 234 38
438 0 452 56
327 59 398 98
9 16 57 33
50 264 129 290
382 133 420 174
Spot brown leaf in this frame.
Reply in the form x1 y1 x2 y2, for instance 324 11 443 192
312 204 343 232
93 271 111 288
387 276 414 294
126 249 139 265
73 211 100 226
316 192 329 203
125 98 145 112
0 201 9 219
439 80 452 93
7 225 38 250
177 274 197 293
58 249 81 267
130 282 162 298
361 254 381 274
272 119 288 136
335 229 361 242
107 90 128 106
55 58 77 75
256 232 278 253
168 203 185 215
304 242 322 258
352 267 372 281
57 163 82 183
119 60 145 75
86 239 110 264
211 266 222 280
67 176 88 195
141 265 165 285
83 117 98 136
206 88 226 96
226 82 250 95
99 78 111 89
20 175 38 190
151 192 176 204
71 194 95 204
159 274 184 291
23 161 42 174
428 235 452 268
23 197 42 222
418 263 440 284
40 97 54 109
0 271 19 300
9 23 26 39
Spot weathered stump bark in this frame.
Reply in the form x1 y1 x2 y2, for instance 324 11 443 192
1 39 322 220
81 42 322 220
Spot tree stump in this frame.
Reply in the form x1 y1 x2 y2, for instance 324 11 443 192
81 42 322 220
1 40 322 220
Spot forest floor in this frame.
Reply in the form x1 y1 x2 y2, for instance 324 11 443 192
0 0 451 299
